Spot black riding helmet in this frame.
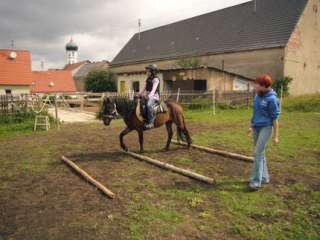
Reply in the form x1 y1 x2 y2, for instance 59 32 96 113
145 64 158 75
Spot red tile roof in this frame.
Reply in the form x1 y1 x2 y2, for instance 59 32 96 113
63 60 90 71
0 49 32 85
31 70 76 93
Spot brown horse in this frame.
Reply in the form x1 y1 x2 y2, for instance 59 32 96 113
101 96 192 153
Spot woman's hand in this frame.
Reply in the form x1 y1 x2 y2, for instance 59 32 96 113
247 127 253 137
273 136 279 145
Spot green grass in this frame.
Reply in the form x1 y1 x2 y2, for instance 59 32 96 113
283 94 320 112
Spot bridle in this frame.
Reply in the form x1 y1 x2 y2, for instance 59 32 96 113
103 103 118 120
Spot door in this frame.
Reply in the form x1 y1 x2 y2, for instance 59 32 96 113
120 81 126 94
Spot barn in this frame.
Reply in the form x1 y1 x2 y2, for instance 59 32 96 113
111 0 320 95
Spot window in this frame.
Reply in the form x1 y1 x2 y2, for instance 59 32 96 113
132 81 140 92
194 80 207 91
5 89 12 95
164 80 173 91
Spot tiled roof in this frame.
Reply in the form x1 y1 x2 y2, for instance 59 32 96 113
31 70 76 93
63 60 90 71
74 61 109 78
112 0 308 65
0 49 32 85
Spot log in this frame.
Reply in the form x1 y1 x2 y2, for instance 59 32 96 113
61 156 115 199
172 140 254 162
124 151 215 184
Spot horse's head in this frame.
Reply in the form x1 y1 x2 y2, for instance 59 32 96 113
102 97 118 126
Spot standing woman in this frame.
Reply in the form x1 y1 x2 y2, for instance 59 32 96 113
248 74 280 190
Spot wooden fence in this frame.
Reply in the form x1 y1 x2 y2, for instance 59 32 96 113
0 95 29 115
0 90 255 117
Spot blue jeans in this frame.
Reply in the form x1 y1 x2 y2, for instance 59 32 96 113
250 126 272 187
146 97 157 123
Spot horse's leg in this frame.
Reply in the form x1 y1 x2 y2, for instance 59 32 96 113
138 130 144 153
165 121 173 151
120 128 132 152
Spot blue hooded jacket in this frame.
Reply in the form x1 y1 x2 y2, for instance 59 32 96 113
251 89 280 128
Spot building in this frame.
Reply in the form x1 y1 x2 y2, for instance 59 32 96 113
111 0 320 95
0 49 32 95
31 69 76 94
64 60 110 92
117 66 253 94
66 38 79 65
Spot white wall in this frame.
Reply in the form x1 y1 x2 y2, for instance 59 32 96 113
0 85 30 95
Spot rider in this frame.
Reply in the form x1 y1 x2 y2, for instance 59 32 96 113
138 64 160 129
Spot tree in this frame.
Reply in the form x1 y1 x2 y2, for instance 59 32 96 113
85 69 117 92
272 76 293 97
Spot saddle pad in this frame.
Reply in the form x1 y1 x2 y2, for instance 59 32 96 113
136 100 168 122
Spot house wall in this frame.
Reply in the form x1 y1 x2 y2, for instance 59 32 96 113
117 73 164 94
284 0 320 95
118 68 252 93
111 47 285 81
0 85 30 95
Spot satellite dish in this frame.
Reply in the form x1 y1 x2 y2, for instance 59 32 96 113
9 51 17 59
49 82 55 87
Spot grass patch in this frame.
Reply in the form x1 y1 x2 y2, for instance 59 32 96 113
283 94 320 112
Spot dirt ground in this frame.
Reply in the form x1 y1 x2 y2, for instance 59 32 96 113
0 116 319 240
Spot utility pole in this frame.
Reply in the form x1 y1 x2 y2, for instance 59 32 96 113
11 40 14 49
138 19 142 40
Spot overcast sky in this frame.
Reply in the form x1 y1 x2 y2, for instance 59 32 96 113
0 0 249 70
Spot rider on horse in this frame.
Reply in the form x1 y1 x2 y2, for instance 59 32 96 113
138 64 160 129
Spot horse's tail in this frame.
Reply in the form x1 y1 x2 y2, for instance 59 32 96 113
169 101 192 147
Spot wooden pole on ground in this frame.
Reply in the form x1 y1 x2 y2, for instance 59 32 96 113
172 140 254 163
124 151 215 184
61 156 115 199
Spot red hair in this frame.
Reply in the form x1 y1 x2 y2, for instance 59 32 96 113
255 74 273 88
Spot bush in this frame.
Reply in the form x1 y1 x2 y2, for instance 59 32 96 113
85 70 117 93
273 76 293 97
283 94 320 112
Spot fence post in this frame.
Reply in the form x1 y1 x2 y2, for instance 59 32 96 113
176 88 180 103
280 85 284 112
55 94 60 130
80 94 84 111
246 83 250 109
212 88 216 116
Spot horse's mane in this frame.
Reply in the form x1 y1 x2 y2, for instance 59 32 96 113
110 96 136 116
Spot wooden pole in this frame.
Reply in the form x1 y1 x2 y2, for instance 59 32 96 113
61 156 115 199
172 140 254 163
212 88 216 116
124 151 215 184
176 88 181 103
80 94 84 111
54 94 60 130
280 85 284 112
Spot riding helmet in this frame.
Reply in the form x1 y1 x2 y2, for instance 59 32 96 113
145 64 158 74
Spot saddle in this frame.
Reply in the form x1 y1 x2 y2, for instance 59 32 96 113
136 98 168 122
